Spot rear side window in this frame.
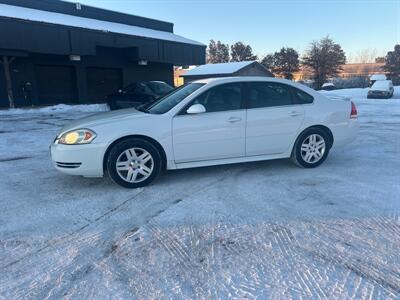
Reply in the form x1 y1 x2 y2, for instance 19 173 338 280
292 88 314 104
247 82 293 108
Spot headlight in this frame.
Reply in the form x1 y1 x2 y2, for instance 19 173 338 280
57 129 96 145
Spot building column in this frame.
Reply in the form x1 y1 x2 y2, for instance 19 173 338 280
1 56 15 108
75 64 87 104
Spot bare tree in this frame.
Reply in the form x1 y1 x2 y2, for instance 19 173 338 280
353 48 378 64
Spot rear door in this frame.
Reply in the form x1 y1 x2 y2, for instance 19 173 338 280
173 83 246 163
245 81 305 156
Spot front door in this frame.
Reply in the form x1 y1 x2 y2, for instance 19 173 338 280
173 82 246 163
245 82 305 156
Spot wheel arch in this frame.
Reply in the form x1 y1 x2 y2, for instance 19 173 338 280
294 125 334 150
103 135 167 172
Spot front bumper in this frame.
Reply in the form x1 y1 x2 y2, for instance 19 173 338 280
50 142 107 177
367 91 391 99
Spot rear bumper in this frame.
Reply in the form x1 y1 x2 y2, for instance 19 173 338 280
332 119 359 148
50 142 107 177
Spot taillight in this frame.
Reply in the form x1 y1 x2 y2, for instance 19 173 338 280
350 101 357 119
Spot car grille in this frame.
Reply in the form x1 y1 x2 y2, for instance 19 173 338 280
55 162 82 169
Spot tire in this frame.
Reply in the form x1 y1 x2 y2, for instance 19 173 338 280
106 138 162 188
291 128 330 168
107 101 120 111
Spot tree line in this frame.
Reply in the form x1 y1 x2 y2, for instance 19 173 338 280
207 38 400 88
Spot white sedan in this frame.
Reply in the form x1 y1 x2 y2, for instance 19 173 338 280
367 80 394 99
51 77 359 188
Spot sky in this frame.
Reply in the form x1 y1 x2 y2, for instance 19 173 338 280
69 0 399 62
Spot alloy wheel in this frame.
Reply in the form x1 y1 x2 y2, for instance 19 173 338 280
300 134 326 164
116 147 154 183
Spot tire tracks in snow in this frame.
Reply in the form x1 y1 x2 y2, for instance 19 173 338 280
1 189 145 270
295 216 400 298
0 168 237 298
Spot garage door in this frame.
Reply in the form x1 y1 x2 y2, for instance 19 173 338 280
87 67 122 103
35 65 77 105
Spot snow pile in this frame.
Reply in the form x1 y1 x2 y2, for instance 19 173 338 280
320 88 369 99
0 103 109 115
322 86 400 100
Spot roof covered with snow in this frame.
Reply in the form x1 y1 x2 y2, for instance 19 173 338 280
369 74 387 81
183 61 256 77
371 80 393 89
0 3 204 46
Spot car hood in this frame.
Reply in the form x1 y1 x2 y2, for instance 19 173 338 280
59 108 146 134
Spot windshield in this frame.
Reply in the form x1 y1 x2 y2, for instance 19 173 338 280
145 83 205 114
147 82 174 95
122 83 153 95
372 80 390 89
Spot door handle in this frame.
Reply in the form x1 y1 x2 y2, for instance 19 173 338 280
227 117 242 123
289 111 303 117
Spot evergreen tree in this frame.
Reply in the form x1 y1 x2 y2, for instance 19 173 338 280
302 37 346 89
207 40 230 63
273 47 300 80
383 45 400 84
230 42 258 62
260 54 275 73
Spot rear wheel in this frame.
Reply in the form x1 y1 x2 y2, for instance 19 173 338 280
292 128 330 168
107 101 120 110
107 138 162 188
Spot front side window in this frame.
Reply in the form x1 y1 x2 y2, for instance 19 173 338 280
146 83 204 114
247 82 293 108
189 83 243 113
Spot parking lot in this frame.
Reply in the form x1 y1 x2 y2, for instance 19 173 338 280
1 90 400 299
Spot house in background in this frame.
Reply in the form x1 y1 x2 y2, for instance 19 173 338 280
0 0 205 108
293 62 386 81
338 63 386 78
180 61 273 83
173 66 196 87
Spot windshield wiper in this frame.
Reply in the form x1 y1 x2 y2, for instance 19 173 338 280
137 105 150 114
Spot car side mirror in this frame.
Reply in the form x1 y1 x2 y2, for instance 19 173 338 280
186 104 206 114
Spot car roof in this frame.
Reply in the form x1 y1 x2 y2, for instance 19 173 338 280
370 74 387 80
193 76 292 85
149 81 168 84
191 76 319 97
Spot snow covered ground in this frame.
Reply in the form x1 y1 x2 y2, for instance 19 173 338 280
1 88 399 299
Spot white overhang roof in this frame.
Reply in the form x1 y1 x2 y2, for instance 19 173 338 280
0 3 205 46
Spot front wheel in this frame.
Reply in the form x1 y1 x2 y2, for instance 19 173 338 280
107 138 162 188
291 129 330 168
